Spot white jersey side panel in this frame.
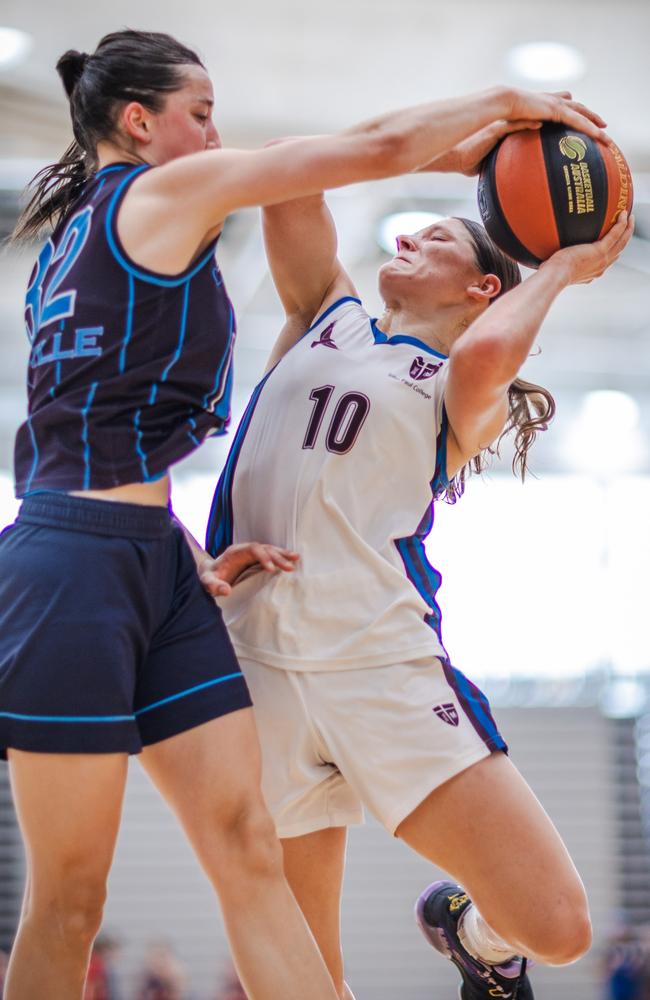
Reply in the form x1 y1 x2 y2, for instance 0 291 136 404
209 298 451 670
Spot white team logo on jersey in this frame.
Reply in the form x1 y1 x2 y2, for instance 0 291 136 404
410 356 442 381
311 322 338 350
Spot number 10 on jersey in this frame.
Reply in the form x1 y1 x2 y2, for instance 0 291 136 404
302 385 370 455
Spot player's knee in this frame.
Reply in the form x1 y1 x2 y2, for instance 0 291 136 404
546 906 592 965
531 896 592 965
209 795 284 882
31 869 107 945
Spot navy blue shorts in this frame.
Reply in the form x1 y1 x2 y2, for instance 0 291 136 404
0 492 252 757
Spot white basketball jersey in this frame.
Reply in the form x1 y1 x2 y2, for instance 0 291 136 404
207 297 452 670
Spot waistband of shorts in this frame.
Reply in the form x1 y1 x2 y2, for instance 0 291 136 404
16 492 174 539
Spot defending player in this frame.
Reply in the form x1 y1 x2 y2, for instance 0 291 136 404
205 137 633 996
0 25 616 998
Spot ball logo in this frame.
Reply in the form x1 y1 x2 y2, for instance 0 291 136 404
559 136 587 162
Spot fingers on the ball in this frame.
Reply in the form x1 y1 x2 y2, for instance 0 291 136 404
568 101 607 128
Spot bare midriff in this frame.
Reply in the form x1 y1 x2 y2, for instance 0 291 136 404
68 474 171 507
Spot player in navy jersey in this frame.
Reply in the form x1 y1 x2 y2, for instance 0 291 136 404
204 138 633 995
0 25 621 999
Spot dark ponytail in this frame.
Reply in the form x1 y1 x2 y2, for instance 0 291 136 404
440 218 556 502
13 30 204 241
57 49 90 99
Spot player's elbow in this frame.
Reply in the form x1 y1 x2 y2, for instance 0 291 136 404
451 330 518 388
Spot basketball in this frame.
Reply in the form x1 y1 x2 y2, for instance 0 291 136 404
477 123 633 269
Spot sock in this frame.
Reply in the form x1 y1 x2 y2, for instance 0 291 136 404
458 904 517 965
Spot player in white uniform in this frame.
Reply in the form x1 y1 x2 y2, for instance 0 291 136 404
206 130 633 997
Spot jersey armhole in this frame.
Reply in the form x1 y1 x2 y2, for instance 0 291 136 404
104 166 219 288
432 403 450 494
303 296 363 335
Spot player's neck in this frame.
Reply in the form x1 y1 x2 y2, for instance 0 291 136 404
376 303 471 357
95 139 150 170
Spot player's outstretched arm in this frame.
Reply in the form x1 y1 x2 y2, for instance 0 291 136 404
444 212 633 476
416 93 606 176
120 88 608 274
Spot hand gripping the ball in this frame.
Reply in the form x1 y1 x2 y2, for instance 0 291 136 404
541 210 634 285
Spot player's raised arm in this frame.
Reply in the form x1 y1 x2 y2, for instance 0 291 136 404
261 179 358 370
444 212 633 475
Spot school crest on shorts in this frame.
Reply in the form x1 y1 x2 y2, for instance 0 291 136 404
410 356 442 380
432 702 459 726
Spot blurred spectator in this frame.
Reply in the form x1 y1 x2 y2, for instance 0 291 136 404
640 925 650 1000
136 941 189 1000
84 934 121 1000
215 961 246 1000
604 926 645 1000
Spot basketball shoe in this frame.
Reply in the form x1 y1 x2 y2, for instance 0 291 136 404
415 880 534 999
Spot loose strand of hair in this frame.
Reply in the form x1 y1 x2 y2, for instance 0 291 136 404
11 142 89 242
439 378 556 503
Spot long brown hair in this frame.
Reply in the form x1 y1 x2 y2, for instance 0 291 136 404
13 30 204 242
441 218 556 502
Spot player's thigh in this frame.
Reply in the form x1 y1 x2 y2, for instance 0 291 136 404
8 750 127 897
396 751 590 947
133 523 252 751
281 828 347 986
139 707 279 875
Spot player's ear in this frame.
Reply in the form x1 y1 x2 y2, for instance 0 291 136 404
466 273 501 304
121 102 154 146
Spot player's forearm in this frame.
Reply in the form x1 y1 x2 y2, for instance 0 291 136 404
450 260 570 389
344 86 512 176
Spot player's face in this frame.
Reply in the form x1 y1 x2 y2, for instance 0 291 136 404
146 64 221 164
378 218 483 309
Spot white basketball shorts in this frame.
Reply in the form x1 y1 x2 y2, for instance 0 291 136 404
239 656 507 838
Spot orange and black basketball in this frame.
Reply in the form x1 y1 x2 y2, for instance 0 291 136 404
477 123 633 268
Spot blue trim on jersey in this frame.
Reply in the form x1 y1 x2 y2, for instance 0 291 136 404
24 417 39 494
187 415 201 448
305 296 362 334
370 319 448 359
133 408 149 480
160 280 191 382
119 272 135 374
96 164 132 178
206 366 276 555
105 167 218 287
202 298 235 414
395 490 447 648
148 280 192 408
432 408 450 494
0 710 134 723
134 672 243 716
81 381 99 489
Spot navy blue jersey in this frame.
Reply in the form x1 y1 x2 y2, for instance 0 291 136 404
15 163 235 496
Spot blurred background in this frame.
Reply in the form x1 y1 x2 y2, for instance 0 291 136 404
1 1 650 997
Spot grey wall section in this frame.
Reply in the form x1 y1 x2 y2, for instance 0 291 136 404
0 765 21 954
98 705 619 999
